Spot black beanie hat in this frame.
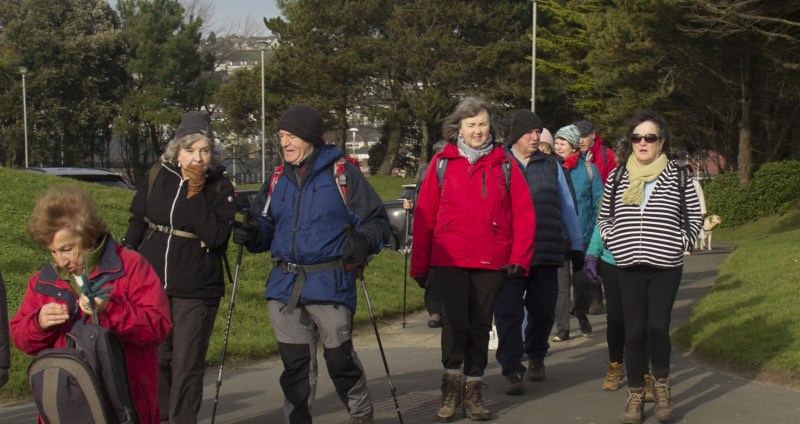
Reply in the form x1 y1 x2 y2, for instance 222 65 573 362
278 104 324 147
175 111 214 142
508 110 544 146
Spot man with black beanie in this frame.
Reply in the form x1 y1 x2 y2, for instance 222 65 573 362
494 110 584 395
233 104 390 424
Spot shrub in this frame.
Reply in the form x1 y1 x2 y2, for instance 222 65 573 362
704 160 800 227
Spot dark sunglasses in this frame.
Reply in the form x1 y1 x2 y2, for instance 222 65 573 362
630 133 660 143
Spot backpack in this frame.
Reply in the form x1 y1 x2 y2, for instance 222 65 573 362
608 163 692 235
28 318 140 424
262 157 349 216
435 146 513 191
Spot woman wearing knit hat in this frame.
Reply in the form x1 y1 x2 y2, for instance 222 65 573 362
232 104 390 424
538 128 554 155
122 111 234 424
552 124 602 341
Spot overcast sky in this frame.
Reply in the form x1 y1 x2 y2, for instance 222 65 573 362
204 0 283 36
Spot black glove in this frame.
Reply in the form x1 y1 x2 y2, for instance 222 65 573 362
500 264 525 277
232 222 261 246
343 230 371 269
414 276 427 289
570 250 585 273
0 368 8 389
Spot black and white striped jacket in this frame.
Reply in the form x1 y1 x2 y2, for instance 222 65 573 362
597 160 703 269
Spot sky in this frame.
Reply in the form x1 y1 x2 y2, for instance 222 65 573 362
204 0 283 36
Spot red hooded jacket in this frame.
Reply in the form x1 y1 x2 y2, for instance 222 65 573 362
411 143 535 277
587 134 618 183
11 237 171 424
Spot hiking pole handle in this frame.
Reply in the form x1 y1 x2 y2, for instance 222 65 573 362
211 209 251 424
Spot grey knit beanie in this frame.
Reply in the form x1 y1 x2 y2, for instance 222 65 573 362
175 111 214 142
555 124 581 150
278 104 324 147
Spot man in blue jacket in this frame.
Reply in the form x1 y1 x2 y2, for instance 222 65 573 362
233 105 390 424
495 110 584 395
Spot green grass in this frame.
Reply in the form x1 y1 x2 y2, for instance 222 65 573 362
672 208 800 373
0 167 421 399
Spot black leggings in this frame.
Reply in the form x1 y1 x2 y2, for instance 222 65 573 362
617 266 682 388
599 260 624 363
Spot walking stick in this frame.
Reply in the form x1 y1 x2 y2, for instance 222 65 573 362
402 208 410 328
344 225 404 423
210 209 250 424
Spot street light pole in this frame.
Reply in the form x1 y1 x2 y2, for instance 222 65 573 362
348 127 359 159
20 66 29 168
261 49 266 183
531 0 538 113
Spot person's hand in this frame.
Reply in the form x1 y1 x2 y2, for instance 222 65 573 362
403 199 413 210
0 368 8 389
184 164 206 198
584 254 601 284
499 264 525 277
414 276 427 289
570 250 585 273
38 302 69 330
232 221 261 246
343 230 371 269
79 294 109 316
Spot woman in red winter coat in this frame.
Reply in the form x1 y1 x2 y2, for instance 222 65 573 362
411 96 535 422
11 186 171 423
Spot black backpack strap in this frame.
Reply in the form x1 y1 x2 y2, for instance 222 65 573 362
609 164 626 219
678 165 691 235
436 157 449 190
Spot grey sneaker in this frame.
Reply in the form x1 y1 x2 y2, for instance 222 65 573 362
505 369 525 395
551 330 570 342
527 358 545 382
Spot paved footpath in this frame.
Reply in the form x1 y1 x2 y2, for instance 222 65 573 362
3 242 799 423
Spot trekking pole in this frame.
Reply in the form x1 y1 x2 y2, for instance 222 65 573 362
210 209 250 424
343 225 404 423
401 208 410 328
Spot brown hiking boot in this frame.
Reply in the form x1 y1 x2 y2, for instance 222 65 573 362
653 377 674 422
436 373 462 422
603 361 625 391
643 374 655 402
463 380 491 421
621 388 645 424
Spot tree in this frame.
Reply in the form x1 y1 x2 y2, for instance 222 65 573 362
115 0 216 185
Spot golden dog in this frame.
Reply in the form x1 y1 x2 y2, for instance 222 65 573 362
694 215 722 250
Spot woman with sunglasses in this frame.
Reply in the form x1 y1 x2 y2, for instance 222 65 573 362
597 110 702 424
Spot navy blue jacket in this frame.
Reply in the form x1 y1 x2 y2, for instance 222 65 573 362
247 145 390 312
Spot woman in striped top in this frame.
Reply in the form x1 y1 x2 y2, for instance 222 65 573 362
597 110 702 424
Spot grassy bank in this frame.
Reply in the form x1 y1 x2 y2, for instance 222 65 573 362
673 208 800 375
0 167 418 399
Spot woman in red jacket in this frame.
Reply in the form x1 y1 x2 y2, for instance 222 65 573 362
11 186 171 423
411 96 535 422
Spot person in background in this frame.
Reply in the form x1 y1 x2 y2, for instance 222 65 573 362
12 186 171 423
576 119 617 316
122 111 235 424
232 104 390 424
538 128 554 155
494 110 583 396
551 133 579 343
0 270 9 389
405 140 447 328
597 110 702 424
554 125 602 339
411 97 535 422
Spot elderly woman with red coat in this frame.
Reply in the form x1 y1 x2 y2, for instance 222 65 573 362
411 96 535 422
11 186 171 423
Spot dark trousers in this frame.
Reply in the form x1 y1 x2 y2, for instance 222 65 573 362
599 260 624 363
429 267 506 377
158 296 220 423
424 283 443 316
618 266 682 388
571 243 592 316
494 266 558 375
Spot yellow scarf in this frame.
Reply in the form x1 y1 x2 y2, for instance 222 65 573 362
621 154 668 206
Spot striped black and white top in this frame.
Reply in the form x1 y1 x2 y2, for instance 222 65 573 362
597 160 703 269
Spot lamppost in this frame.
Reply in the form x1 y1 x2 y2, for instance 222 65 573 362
261 49 266 182
348 127 359 159
20 66 29 168
531 0 538 113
